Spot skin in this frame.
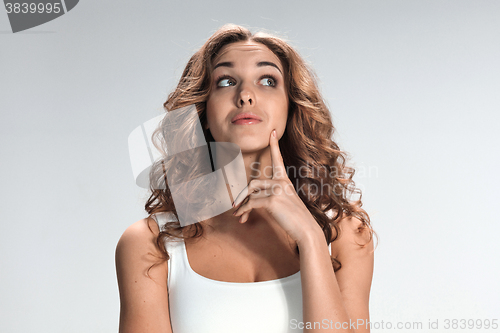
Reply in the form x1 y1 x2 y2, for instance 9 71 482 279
116 40 374 333
206 40 289 185
205 40 289 233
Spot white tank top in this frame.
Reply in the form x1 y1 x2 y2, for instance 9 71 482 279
152 212 320 333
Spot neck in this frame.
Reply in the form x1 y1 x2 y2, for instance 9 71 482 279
200 145 276 233
241 146 274 184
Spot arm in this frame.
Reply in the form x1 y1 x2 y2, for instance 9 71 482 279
115 218 173 333
232 131 374 331
299 216 374 332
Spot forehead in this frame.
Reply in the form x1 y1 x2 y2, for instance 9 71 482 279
213 41 283 72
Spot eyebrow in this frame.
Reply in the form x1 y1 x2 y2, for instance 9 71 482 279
213 61 283 75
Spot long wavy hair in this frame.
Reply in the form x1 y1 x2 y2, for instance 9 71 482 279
145 24 375 271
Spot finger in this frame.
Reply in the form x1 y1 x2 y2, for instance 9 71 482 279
233 179 273 208
232 185 249 208
270 129 287 180
247 179 273 197
234 196 269 219
233 188 273 216
249 187 274 199
239 211 250 223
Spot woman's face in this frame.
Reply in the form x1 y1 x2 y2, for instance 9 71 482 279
205 41 289 153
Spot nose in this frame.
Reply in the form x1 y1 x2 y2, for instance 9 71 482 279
239 95 252 107
237 84 255 107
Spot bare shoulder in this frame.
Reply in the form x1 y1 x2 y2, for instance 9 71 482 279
116 217 161 258
115 217 172 333
329 214 374 331
330 215 374 258
116 217 166 278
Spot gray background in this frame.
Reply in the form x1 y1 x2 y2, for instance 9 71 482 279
1 0 499 332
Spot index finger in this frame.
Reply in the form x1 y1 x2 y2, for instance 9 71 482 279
270 129 287 179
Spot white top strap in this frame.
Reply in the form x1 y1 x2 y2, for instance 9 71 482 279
151 211 178 231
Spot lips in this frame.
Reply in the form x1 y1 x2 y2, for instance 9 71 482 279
231 112 263 123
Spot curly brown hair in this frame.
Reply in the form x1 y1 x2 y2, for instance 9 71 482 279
145 24 375 271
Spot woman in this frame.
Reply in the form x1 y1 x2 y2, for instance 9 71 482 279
116 24 375 333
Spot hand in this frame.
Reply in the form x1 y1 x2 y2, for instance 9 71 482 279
232 129 321 245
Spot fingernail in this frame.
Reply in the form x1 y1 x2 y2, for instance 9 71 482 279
272 130 276 137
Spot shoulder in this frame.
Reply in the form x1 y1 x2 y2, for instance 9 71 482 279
330 214 374 261
115 216 166 280
115 216 167 282
115 217 172 332
325 214 373 331
330 214 374 322
116 217 160 254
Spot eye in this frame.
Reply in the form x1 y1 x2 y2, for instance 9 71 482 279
216 75 236 87
259 76 277 87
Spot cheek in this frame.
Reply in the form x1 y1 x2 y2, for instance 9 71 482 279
205 103 227 134
206 94 224 119
278 96 289 123
205 99 217 127
266 90 288 110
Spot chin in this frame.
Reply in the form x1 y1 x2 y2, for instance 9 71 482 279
212 131 270 153
236 141 268 154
